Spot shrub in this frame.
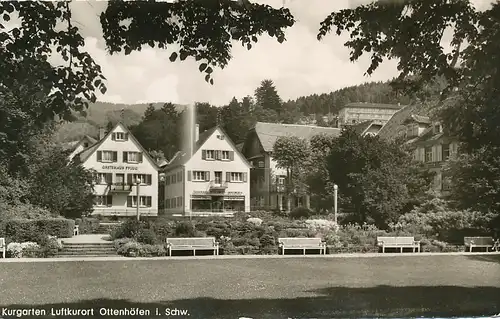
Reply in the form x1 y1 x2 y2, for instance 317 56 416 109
114 238 134 250
139 244 166 257
117 240 142 257
247 217 263 226
136 228 157 245
6 242 41 258
290 207 312 220
38 235 62 257
110 219 142 240
175 221 196 237
4 218 74 242
75 218 100 234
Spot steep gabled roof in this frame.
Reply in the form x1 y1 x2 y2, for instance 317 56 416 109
342 102 405 110
166 126 251 170
252 122 341 152
377 102 437 141
77 122 159 170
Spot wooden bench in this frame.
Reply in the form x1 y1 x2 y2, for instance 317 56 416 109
377 236 420 253
0 238 6 258
166 237 219 256
278 237 326 255
0 238 5 258
464 237 494 252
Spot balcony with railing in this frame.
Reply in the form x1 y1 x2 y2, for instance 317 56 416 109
208 180 228 191
107 183 132 193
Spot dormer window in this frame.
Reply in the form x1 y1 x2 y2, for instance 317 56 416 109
112 132 128 141
406 123 419 138
217 135 225 140
434 124 442 134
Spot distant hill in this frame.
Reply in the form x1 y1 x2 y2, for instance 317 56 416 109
54 101 187 142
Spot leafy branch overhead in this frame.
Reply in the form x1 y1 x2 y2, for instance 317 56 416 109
100 0 294 85
0 1 106 122
317 0 479 96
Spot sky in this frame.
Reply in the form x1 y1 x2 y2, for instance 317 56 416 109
69 0 491 106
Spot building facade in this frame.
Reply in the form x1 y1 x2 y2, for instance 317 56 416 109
338 102 404 126
241 122 340 211
76 123 159 217
162 125 251 217
404 118 459 192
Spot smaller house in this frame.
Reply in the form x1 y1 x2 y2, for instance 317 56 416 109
64 135 98 161
162 124 251 217
242 122 341 211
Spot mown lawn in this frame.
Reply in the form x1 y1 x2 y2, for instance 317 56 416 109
1 255 499 318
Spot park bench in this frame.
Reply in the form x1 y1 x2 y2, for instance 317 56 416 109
464 236 494 252
377 236 420 253
278 237 327 255
165 237 219 256
0 237 5 258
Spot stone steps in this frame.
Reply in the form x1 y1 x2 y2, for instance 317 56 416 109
59 242 117 257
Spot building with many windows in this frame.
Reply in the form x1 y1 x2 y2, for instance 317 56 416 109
338 102 404 126
161 125 251 217
241 122 340 211
378 104 458 192
74 122 159 217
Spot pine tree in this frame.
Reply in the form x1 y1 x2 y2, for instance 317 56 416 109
255 79 282 113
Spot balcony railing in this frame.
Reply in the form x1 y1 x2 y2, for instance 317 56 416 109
208 180 228 190
108 183 132 193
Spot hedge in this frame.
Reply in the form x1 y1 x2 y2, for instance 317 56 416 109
4 218 75 242
75 218 100 234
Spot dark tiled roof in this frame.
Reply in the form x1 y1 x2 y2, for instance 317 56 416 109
377 102 437 141
351 120 374 135
343 102 405 110
253 122 341 152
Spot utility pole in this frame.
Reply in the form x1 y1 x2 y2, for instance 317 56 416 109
334 184 338 227
136 178 141 221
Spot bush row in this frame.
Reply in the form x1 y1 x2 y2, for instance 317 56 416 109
109 217 471 256
6 236 63 258
4 218 74 242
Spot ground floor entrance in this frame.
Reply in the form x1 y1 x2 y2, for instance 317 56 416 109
190 193 246 213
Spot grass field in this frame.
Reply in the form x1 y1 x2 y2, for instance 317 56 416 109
1 255 499 318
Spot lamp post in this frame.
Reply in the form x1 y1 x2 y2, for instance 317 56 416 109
333 184 338 226
136 178 141 221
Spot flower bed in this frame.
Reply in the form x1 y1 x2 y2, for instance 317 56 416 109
108 213 477 257
5 235 63 258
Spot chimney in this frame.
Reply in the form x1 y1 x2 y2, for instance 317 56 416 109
99 127 106 140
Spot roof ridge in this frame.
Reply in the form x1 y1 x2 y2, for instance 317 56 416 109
256 122 340 129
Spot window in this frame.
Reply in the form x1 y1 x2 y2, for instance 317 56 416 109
425 147 433 162
214 171 222 184
115 173 124 185
230 172 244 182
177 171 183 182
193 171 208 181
258 161 264 168
83 142 89 148
217 134 225 140
176 197 183 207
206 150 215 160
222 151 230 160
278 177 285 185
406 124 419 138
127 196 152 207
94 195 113 207
128 174 152 185
172 174 177 184
95 173 112 184
123 151 142 163
442 144 450 161
165 198 171 209
97 151 117 162
112 132 128 141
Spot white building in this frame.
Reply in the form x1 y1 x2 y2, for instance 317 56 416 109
162 125 251 217
75 122 159 217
